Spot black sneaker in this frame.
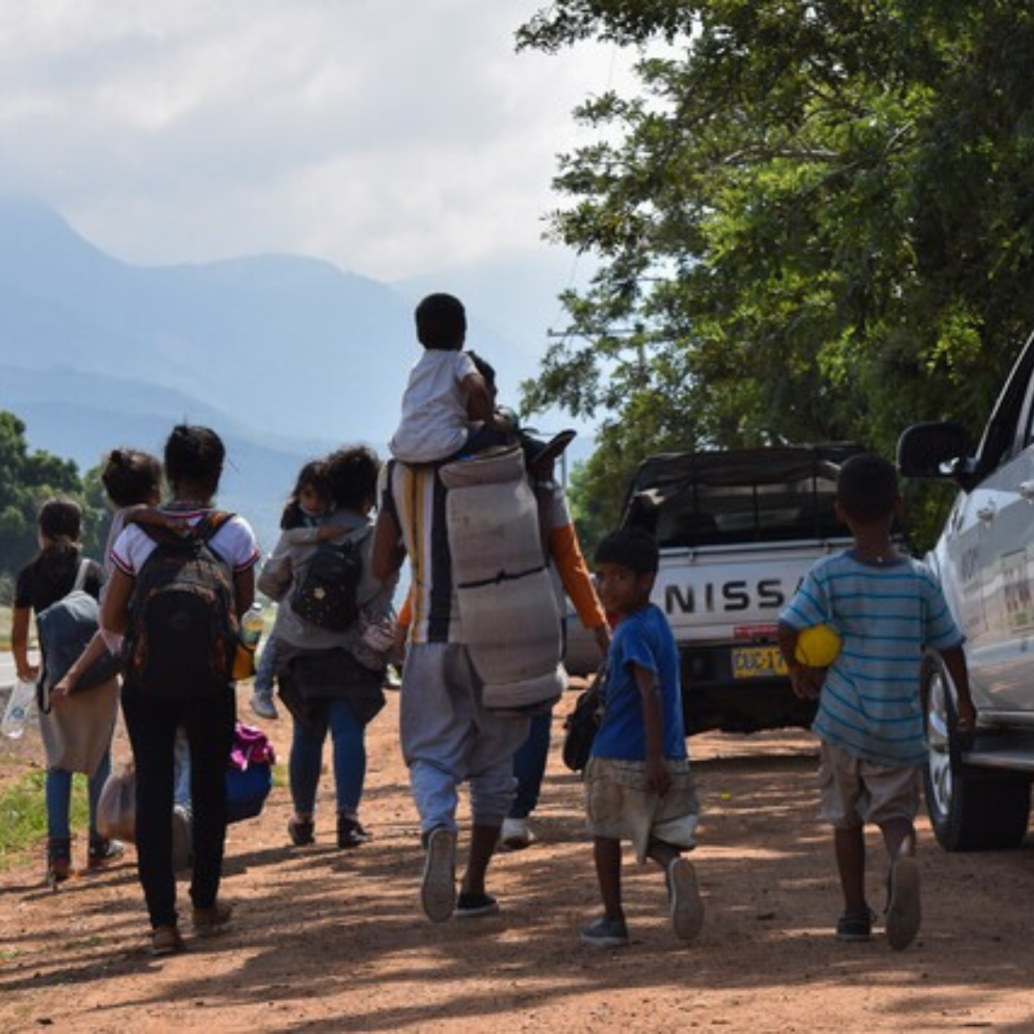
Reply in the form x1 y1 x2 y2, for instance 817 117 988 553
337 815 371 849
455 891 500 918
836 909 875 942
288 816 315 846
87 837 125 869
581 914 630 949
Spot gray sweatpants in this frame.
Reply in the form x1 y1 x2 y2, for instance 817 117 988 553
400 642 529 835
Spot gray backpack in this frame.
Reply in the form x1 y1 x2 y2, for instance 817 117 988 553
37 560 100 710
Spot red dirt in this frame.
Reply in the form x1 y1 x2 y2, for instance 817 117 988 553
2 683 1033 1032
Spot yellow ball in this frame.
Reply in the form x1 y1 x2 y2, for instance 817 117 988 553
795 624 842 667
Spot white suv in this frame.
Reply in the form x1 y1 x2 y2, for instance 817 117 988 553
898 334 1034 851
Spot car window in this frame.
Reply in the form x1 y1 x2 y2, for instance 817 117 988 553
978 339 1034 471
654 473 844 547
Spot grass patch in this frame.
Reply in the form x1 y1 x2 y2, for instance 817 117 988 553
0 602 39 652
0 769 89 870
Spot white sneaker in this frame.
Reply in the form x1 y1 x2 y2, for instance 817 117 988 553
171 805 193 872
500 817 533 850
249 693 278 720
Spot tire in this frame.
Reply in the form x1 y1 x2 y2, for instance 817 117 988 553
922 654 1031 851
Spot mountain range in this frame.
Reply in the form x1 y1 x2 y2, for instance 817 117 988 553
0 197 591 549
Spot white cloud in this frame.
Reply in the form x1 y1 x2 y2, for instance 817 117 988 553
0 1 635 280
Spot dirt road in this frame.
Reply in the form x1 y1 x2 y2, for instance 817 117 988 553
1 685 1033 1032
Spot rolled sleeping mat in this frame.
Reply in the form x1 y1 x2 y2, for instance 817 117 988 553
440 447 564 714
482 665 567 717
444 479 542 587
459 570 563 683
438 445 525 490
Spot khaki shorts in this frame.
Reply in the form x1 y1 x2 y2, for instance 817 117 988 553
818 741 921 829
585 756 700 864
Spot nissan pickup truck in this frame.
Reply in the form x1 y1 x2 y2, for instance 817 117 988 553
898 329 1034 851
621 443 865 735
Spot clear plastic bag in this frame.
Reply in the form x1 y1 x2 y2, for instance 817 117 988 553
96 763 137 842
2 678 37 739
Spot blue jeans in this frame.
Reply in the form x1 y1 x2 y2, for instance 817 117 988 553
509 710 552 819
173 730 192 811
253 634 279 698
289 697 367 816
46 750 112 842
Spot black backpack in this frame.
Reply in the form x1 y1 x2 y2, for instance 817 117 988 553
562 664 606 773
289 528 367 632
124 512 238 696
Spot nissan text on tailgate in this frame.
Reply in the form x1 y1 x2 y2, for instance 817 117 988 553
621 444 865 735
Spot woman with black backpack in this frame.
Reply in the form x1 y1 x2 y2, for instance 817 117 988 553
101 425 259 957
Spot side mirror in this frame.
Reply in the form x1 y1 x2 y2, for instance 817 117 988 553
897 422 972 479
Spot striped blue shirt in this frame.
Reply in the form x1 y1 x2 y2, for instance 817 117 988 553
779 550 962 767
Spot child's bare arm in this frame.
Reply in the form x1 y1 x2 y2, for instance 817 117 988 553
282 526 323 545
941 644 977 731
11 606 36 682
777 622 824 700
52 630 108 702
632 661 671 796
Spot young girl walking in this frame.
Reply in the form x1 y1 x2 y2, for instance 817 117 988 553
250 460 333 720
12 497 121 883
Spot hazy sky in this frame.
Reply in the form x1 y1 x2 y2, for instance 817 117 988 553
0 1 630 284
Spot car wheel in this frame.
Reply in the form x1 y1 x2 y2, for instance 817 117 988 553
922 654 1031 851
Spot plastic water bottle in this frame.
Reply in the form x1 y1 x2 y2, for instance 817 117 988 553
232 604 265 681
2 678 36 739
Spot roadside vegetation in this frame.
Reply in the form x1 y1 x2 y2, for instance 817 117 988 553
518 2 1034 551
0 769 87 872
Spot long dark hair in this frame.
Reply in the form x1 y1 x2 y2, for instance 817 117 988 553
281 460 331 530
324 446 380 512
34 496 83 585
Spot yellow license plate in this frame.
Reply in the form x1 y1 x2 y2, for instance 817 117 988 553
732 646 788 679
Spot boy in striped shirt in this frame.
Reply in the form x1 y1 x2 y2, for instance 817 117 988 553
778 453 975 950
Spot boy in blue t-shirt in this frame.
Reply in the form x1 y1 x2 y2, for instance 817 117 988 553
581 529 703 949
778 453 976 951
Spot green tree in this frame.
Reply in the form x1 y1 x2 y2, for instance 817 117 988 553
0 410 88 576
519 2 1034 532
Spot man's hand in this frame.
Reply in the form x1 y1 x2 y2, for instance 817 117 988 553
646 755 671 796
16 664 38 683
